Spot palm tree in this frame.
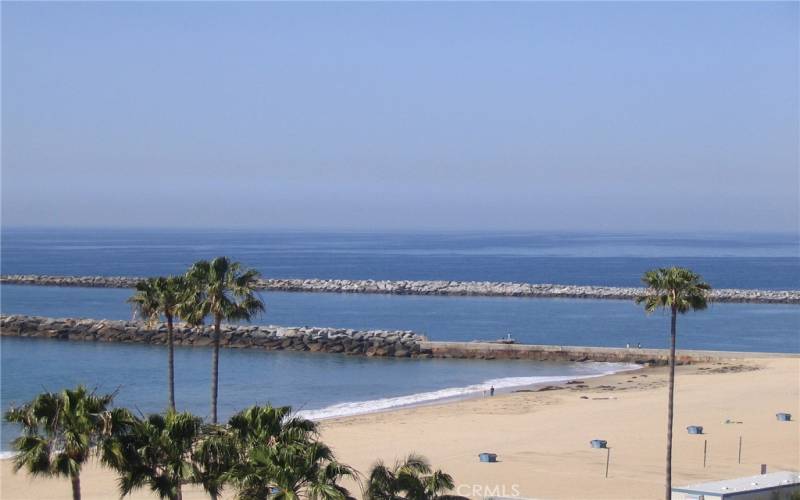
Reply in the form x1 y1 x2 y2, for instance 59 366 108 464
4 386 130 500
224 405 354 500
636 267 710 500
421 470 456 500
231 440 356 500
183 257 265 423
129 276 189 411
365 454 456 500
128 277 160 324
227 405 317 448
191 424 239 500
108 411 202 500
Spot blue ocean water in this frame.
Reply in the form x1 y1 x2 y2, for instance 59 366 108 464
1 229 798 452
2 228 799 288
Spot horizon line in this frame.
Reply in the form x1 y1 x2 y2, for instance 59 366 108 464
1 225 799 238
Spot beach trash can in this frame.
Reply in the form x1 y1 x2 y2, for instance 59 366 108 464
687 426 703 435
776 413 792 421
590 439 607 449
478 453 497 463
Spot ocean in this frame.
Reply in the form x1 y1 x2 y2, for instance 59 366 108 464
1 228 798 451
2 228 799 288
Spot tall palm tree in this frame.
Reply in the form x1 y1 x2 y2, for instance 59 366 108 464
183 257 265 423
636 267 710 500
128 277 160 324
4 386 130 500
129 276 189 411
108 411 202 500
365 454 456 500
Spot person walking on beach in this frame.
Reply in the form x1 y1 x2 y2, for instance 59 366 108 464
490 386 495 397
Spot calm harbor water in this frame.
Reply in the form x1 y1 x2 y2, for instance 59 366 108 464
1 229 798 451
2 284 799 353
0 337 631 451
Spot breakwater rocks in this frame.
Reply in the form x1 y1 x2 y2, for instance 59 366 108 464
0 315 429 358
2 274 799 304
4 315 792 364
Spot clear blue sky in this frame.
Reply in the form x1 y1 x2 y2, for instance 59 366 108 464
2 2 798 232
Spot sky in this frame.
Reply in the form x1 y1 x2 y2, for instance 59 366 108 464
2 2 798 232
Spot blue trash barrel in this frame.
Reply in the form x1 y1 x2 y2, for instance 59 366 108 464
777 413 792 421
687 426 703 434
590 439 607 449
478 453 497 462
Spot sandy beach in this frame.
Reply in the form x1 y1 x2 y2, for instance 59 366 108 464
2 357 798 499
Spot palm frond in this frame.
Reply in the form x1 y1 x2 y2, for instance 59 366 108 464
636 267 711 315
3 386 119 484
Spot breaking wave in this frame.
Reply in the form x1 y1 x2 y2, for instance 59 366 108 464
298 362 639 421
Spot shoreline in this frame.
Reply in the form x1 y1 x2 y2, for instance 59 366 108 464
3 356 797 499
3 274 799 304
297 361 643 421
1 362 644 455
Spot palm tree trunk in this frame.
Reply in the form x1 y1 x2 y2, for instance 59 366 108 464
167 314 176 411
665 306 677 500
211 315 221 423
71 473 81 500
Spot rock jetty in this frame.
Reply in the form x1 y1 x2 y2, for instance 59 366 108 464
5 315 789 365
2 274 799 304
0 315 429 358
419 341 797 364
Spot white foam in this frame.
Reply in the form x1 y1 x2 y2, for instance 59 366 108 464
0 364 641 454
298 363 640 421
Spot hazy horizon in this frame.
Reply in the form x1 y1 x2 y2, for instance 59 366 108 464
1 225 799 237
3 2 798 232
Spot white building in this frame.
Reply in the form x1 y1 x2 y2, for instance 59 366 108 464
672 471 800 500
